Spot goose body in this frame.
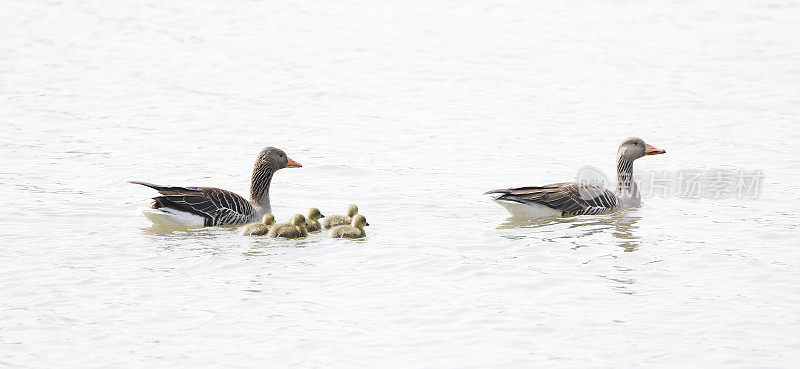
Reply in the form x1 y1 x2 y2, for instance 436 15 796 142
268 214 309 239
486 137 665 218
131 147 301 226
241 214 276 236
329 214 369 239
322 204 359 229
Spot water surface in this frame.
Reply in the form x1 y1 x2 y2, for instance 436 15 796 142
2 0 800 368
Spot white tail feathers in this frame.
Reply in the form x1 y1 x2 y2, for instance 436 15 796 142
492 199 562 218
138 207 205 226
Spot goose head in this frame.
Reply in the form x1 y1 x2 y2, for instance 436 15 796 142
345 204 359 217
291 214 308 230
618 137 666 161
351 214 369 229
261 214 275 226
254 147 302 173
250 147 302 207
307 208 324 221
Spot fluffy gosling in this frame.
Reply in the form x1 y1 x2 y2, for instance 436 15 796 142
329 214 369 239
241 214 276 236
306 208 325 232
268 214 309 239
322 204 359 229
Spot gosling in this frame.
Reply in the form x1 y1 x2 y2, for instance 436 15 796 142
329 214 369 239
306 208 325 232
268 214 309 239
241 214 276 236
322 204 359 229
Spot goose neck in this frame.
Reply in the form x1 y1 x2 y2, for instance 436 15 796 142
615 155 639 199
250 166 275 212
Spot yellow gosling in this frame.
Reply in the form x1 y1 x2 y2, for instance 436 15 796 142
306 208 325 232
329 214 369 239
322 204 359 229
268 214 308 239
241 214 276 236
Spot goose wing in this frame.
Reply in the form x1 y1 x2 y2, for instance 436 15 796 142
485 182 619 216
130 181 256 226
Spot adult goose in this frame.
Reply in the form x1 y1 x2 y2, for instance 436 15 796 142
130 147 301 226
485 137 665 217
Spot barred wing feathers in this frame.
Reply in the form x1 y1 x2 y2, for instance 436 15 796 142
130 181 256 226
485 182 619 216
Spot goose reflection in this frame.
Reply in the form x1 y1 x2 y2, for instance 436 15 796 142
497 209 642 251
610 211 641 252
138 225 236 256
140 224 238 237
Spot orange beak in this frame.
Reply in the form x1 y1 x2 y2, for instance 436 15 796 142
644 143 666 155
285 156 302 168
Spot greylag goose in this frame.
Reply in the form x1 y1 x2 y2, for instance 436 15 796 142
268 214 309 239
305 208 325 232
485 137 665 217
130 147 301 226
329 214 369 238
241 214 276 236
322 204 359 229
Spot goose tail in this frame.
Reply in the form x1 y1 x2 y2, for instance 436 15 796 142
138 207 205 227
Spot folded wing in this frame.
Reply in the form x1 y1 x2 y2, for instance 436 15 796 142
130 181 256 226
485 182 618 216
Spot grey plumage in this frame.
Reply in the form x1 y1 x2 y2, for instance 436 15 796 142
130 146 301 226
486 182 620 216
486 137 666 216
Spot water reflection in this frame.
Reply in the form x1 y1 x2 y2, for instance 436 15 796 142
243 238 317 253
140 223 347 260
497 209 642 251
139 224 240 237
598 266 638 295
610 211 641 252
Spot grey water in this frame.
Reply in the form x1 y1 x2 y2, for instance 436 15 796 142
2 0 799 368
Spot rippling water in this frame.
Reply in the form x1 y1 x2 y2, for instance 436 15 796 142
3 0 800 368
